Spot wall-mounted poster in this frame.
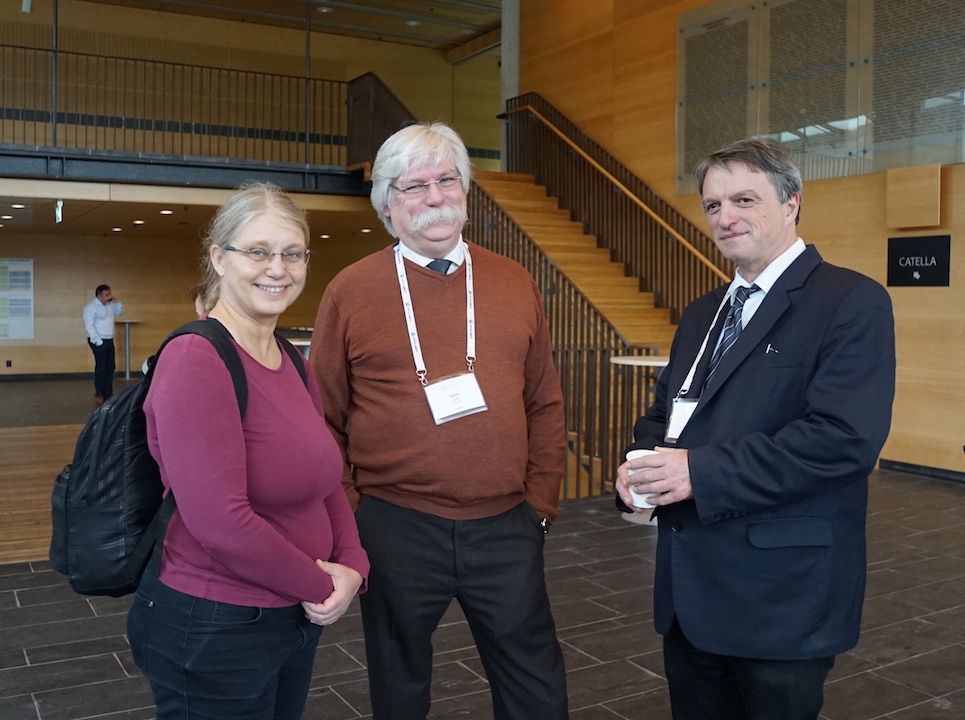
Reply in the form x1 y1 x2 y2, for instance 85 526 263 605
0 259 34 340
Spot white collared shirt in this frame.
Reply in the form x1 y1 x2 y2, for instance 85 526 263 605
83 296 125 344
396 237 466 275
725 238 806 328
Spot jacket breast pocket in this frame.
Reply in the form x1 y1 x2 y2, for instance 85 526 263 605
753 351 803 370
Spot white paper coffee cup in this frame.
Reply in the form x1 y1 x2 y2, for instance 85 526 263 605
626 449 659 508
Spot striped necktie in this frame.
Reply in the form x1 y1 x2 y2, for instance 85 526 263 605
706 284 760 384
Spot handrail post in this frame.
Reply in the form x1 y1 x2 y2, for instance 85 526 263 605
50 0 59 147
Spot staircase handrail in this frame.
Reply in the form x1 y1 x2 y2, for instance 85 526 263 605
471 179 650 351
346 72 417 168
502 102 728 284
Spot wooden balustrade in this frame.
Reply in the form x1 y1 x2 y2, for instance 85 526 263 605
0 43 348 165
470 184 662 498
503 93 732 324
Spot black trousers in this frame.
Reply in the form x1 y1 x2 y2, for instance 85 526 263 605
663 620 835 720
356 496 568 720
88 338 115 399
127 571 322 720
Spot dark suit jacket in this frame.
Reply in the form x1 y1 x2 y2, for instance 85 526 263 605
631 245 895 660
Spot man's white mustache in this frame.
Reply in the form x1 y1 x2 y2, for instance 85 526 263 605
409 206 467 232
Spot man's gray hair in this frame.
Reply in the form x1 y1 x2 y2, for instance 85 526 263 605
370 122 472 238
695 137 803 224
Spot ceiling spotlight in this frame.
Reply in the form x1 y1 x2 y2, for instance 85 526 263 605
317 5 333 13
133 219 145 225
112 227 122 232
11 203 25 209
0 215 11 220
0 224 4 228
160 209 174 215
360 228 372 233
405 19 421 27
320 233 330 239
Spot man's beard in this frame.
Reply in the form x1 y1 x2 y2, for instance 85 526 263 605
408 205 468 233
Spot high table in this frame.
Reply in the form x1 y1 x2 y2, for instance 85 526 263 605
609 355 670 526
116 320 142 380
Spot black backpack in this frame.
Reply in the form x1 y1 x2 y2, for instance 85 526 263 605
49 318 308 597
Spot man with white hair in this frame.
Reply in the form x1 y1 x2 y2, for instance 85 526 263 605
311 122 568 719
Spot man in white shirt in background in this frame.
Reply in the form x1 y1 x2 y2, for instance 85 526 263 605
82 284 124 404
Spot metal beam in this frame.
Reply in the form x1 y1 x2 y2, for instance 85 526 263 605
0 146 369 196
445 27 500 64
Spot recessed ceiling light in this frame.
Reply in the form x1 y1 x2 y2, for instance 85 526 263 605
112 227 122 232
0 224 4 228
133 219 145 225
405 19 421 27
160 209 174 215
317 5 333 13
0 215 11 220
11 203 25 209
360 228 372 233
320 234 330 239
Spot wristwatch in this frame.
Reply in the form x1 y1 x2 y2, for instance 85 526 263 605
539 517 551 535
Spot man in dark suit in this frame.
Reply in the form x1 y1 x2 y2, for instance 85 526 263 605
615 138 895 720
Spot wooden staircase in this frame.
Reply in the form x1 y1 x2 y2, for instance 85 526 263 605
473 170 676 352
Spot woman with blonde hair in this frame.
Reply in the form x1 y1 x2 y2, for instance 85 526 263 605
127 182 368 719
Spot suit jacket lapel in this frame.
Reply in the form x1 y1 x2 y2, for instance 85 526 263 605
696 246 823 410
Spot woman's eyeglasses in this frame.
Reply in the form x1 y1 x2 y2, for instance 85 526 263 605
223 246 310 265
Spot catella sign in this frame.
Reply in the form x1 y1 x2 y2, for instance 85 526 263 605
887 236 950 287
897 256 938 267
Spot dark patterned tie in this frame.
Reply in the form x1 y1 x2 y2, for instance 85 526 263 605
706 284 760 384
426 258 452 274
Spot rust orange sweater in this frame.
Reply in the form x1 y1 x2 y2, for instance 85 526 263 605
311 243 565 522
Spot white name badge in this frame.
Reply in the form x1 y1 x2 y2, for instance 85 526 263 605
423 372 488 425
665 398 698 444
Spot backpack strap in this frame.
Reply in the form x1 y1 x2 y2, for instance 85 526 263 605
149 318 249 417
275 334 309 387
141 318 249 580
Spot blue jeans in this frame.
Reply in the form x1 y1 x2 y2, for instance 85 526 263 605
127 571 322 720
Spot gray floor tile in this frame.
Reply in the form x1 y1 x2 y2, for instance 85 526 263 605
873 644 965 697
1 435 963 720
823 671 932 720
33 676 154 720
24 636 130 665
0 695 41 720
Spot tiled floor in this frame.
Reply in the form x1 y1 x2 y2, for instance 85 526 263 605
3 380 965 718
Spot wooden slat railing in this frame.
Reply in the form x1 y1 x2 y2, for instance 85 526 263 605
503 93 732 323
345 72 417 169
0 43 347 165
470 183 662 498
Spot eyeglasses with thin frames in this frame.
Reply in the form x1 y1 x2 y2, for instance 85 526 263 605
390 174 463 196
223 246 311 265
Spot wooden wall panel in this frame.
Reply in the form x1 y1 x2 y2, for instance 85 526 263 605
886 165 942 229
453 48 502 170
519 0 965 474
0 221 389 377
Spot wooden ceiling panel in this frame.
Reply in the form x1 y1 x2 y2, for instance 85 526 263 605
80 0 501 50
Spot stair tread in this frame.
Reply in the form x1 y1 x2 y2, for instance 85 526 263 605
474 172 676 354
